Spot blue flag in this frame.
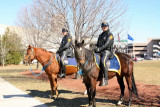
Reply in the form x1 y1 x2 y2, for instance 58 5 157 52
128 34 134 41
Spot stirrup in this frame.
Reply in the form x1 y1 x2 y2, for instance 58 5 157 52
99 78 108 86
58 73 65 78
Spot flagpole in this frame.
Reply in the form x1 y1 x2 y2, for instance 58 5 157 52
127 35 128 54
132 40 134 58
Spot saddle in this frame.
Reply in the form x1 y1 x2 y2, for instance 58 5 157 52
94 53 121 75
55 54 77 67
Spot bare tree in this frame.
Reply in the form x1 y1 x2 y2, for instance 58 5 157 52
0 35 8 66
17 0 127 47
17 5 61 48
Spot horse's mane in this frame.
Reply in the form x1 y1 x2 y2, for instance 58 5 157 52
36 47 54 54
84 48 94 62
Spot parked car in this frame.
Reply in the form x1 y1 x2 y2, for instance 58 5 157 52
144 57 153 60
137 57 144 61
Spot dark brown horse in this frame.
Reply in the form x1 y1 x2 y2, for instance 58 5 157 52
74 40 138 107
23 45 78 98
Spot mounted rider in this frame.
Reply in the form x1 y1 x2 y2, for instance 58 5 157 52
57 28 73 78
94 22 114 86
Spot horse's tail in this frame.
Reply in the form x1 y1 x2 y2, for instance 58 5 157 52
132 72 139 98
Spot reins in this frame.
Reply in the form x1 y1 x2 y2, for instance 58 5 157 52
29 48 55 76
78 59 89 75
78 53 92 75
42 53 54 71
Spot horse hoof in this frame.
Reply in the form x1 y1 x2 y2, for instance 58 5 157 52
117 100 123 105
49 95 54 99
54 95 59 99
84 90 87 95
128 103 131 107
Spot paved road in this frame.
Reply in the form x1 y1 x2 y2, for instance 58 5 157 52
0 77 48 107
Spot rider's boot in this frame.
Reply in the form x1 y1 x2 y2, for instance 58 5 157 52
58 64 66 78
99 67 108 86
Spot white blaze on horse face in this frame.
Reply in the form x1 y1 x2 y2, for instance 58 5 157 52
31 48 34 52
80 47 82 51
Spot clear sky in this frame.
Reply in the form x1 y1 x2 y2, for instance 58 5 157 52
0 0 32 25
127 0 160 43
0 0 159 43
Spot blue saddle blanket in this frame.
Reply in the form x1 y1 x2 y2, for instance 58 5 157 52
94 53 121 75
67 58 77 66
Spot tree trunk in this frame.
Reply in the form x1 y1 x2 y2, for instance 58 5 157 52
2 57 4 67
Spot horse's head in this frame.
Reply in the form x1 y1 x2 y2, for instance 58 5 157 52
23 45 36 64
75 39 86 67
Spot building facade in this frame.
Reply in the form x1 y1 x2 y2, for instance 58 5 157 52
127 38 160 58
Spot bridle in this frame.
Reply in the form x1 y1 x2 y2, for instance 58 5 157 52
25 47 55 76
24 48 35 63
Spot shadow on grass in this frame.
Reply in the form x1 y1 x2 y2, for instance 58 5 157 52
27 89 160 107
3 94 32 99
27 89 118 107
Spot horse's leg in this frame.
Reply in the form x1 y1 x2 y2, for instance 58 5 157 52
51 74 59 99
125 75 132 107
48 75 54 98
85 83 92 106
117 75 125 105
91 79 97 107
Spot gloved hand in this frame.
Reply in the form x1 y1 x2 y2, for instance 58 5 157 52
94 47 100 53
56 49 60 54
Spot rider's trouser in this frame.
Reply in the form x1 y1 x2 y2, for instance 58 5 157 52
60 51 67 74
100 50 111 80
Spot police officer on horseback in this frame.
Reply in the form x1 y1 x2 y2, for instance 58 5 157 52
57 28 72 78
94 22 114 86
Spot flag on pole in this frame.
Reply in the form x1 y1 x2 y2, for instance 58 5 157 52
128 34 134 41
118 33 120 42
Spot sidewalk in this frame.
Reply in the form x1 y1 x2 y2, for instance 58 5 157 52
0 77 48 107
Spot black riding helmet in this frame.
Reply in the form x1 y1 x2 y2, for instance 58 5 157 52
62 28 68 32
101 22 109 27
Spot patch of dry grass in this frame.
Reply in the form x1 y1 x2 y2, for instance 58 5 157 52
134 60 160 85
0 64 43 71
0 60 159 106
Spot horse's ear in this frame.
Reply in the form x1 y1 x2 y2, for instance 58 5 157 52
82 39 84 45
28 45 31 49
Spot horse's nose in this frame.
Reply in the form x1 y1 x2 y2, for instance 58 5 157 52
79 62 84 67
23 59 27 64
23 60 26 64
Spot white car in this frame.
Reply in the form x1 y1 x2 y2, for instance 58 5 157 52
137 57 144 61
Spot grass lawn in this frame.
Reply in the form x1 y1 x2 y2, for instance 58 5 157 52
0 60 159 106
133 60 160 85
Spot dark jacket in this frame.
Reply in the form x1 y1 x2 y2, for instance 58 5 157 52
58 34 73 55
96 30 114 53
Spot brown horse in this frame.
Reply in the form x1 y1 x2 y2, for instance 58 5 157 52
23 45 78 98
74 40 138 107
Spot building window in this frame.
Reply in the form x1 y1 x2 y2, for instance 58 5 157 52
134 50 147 52
134 46 147 47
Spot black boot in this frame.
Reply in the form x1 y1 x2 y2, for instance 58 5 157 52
99 75 108 86
99 67 108 86
58 65 66 78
